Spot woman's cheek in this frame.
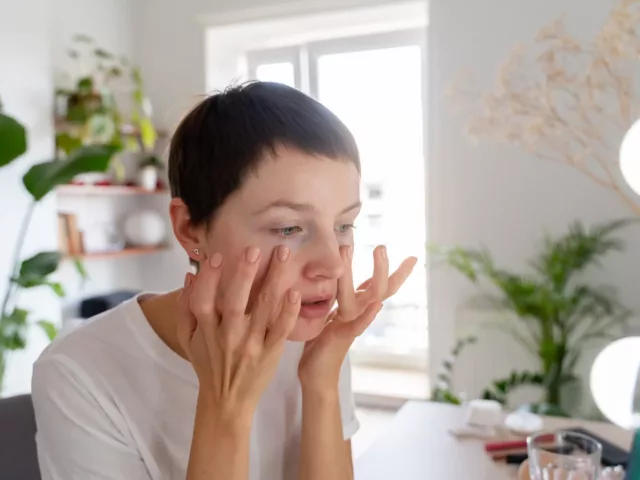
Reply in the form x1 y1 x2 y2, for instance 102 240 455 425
259 235 306 255
338 230 355 247
253 236 304 280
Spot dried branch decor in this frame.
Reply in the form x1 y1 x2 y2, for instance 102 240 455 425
450 0 640 214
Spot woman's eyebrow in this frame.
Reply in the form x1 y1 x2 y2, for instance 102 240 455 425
252 200 361 216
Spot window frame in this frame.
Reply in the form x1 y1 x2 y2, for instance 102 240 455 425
246 29 428 373
246 46 303 90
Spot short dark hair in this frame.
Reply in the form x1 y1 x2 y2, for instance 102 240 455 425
168 81 360 226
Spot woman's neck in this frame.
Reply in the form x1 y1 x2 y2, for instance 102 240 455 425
138 289 188 360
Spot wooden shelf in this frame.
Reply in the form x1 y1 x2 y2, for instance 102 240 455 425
57 185 169 196
67 245 170 260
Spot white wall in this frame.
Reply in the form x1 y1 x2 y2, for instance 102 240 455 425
428 0 640 415
1 0 136 395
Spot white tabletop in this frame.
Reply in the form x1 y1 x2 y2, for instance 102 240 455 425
354 401 633 480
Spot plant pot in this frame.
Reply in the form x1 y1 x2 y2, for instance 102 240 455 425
138 166 158 191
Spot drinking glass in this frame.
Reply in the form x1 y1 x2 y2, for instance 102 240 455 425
527 430 602 480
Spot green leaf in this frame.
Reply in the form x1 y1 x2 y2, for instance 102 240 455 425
0 308 29 350
36 321 58 341
72 34 94 44
47 282 65 297
0 112 27 167
108 66 122 78
94 48 113 59
12 276 65 297
72 257 88 281
56 132 82 155
23 145 119 201
20 251 61 277
530 219 633 290
139 118 157 150
481 370 546 406
77 77 94 93
431 388 462 405
125 137 140 152
13 253 65 296
518 402 570 418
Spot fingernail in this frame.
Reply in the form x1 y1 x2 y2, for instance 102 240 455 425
209 253 223 268
288 290 300 303
184 274 192 289
380 246 387 260
246 246 260 264
278 245 290 262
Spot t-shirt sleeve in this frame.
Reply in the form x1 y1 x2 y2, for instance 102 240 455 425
31 355 151 480
338 352 360 441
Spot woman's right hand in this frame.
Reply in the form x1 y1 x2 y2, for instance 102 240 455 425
177 245 301 422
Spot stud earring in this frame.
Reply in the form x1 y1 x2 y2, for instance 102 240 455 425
193 248 200 256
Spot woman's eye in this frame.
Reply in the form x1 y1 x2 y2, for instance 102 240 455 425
337 224 356 234
273 226 303 238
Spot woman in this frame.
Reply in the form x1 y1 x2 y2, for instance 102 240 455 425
31 81 417 480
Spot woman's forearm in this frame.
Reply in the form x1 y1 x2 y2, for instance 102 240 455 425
298 387 353 480
187 395 253 480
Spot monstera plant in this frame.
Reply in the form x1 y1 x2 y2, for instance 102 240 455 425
430 219 634 416
0 98 118 393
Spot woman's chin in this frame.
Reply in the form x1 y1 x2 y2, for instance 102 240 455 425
286 315 328 342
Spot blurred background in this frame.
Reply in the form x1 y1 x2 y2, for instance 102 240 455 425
3 0 640 460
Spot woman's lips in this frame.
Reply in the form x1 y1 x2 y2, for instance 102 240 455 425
299 298 334 320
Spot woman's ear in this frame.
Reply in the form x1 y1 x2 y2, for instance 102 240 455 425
169 198 203 263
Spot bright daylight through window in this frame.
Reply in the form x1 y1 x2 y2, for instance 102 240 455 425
248 29 428 400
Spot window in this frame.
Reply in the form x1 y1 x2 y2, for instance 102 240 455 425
248 30 428 372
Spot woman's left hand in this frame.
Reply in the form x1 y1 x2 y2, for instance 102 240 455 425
298 245 418 390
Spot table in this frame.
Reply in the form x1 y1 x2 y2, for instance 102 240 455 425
355 401 633 480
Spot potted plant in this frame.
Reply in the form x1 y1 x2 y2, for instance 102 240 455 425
137 154 163 191
430 219 633 416
0 98 118 393
55 34 157 185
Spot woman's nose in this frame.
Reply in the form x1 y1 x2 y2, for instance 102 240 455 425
303 239 346 280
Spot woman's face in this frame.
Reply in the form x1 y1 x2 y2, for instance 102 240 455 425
174 146 361 342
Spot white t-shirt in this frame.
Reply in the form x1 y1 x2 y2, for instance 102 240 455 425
31 294 359 480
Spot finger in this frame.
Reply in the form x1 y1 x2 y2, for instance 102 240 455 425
266 289 301 347
385 256 418 297
221 246 261 327
176 273 197 358
364 245 389 303
344 302 383 338
251 245 294 341
336 245 358 320
189 253 224 333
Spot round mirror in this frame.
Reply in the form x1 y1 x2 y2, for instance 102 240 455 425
590 337 640 429
620 119 640 195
